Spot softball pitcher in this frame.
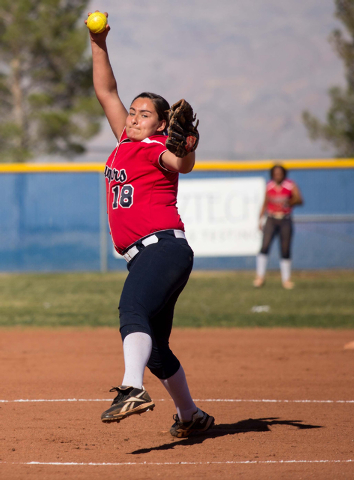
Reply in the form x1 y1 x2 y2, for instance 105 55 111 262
86 11 214 438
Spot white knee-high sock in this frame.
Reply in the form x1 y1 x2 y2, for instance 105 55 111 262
122 332 152 389
256 253 268 278
160 366 197 422
280 259 291 283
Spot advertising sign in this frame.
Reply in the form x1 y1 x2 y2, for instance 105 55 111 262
177 177 265 256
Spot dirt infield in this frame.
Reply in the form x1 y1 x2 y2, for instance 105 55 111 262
0 328 353 479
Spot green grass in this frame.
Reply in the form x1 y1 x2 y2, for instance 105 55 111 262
0 270 353 328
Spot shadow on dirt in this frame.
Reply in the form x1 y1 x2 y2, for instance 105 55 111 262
129 417 323 455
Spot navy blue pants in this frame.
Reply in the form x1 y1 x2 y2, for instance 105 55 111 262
119 231 194 380
260 216 293 259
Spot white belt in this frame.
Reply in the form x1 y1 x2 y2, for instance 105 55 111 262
123 230 186 262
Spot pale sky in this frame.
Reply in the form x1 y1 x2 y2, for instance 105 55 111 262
81 0 344 162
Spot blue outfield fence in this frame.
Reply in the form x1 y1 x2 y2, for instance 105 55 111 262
0 161 353 272
0 173 102 272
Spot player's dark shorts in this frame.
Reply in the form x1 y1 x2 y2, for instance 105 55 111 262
260 215 293 259
119 230 194 380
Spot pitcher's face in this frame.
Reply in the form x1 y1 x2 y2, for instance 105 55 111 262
126 98 166 141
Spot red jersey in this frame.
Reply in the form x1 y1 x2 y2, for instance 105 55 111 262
266 179 295 217
105 129 184 254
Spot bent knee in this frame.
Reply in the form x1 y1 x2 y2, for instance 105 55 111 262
147 349 180 379
119 311 151 340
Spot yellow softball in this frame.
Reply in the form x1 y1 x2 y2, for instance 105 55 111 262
87 12 107 34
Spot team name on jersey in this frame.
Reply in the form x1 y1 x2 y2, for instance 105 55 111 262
104 166 127 184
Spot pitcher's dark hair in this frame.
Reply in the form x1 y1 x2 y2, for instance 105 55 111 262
270 164 287 181
132 92 170 134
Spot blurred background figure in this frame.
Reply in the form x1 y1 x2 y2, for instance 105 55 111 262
254 165 303 289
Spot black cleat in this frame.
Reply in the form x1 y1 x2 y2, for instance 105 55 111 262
170 408 215 438
101 385 155 423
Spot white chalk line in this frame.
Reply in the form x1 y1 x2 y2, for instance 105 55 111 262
0 398 353 404
0 459 353 467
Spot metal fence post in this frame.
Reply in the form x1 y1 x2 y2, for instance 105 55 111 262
99 173 108 272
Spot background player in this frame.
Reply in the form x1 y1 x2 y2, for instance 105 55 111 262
86 11 214 438
254 164 303 289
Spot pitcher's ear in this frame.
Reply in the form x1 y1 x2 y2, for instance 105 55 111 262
157 119 167 132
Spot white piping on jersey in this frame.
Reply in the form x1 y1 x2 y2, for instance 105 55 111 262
158 150 174 172
267 179 294 191
141 138 165 146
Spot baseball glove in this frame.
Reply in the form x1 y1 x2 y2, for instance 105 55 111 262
166 99 199 158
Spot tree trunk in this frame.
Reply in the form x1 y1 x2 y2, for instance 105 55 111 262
10 56 28 158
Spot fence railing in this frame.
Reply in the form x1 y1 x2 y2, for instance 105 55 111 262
1 159 354 174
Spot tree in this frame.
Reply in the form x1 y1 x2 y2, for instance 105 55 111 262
0 0 104 162
302 0 354 157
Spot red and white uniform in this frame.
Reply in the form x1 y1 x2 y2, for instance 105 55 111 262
105 129 184 254
266 179 295 218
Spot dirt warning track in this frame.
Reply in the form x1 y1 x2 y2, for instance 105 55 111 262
0 328 353 479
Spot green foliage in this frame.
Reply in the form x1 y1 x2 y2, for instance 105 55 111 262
0 271 353 328
303 0 354 157
0 0 104 162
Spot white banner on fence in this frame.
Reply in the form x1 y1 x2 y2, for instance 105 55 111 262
177 177 265 257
